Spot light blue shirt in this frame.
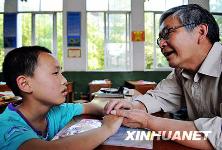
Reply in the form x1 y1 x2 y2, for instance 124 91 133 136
0 103 83 150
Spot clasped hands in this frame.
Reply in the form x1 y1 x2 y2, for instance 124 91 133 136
104 99 149 129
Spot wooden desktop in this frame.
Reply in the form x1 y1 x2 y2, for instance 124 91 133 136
125 80 157 94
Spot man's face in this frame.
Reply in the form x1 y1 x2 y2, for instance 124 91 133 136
158 16 198 69
30 52 68 105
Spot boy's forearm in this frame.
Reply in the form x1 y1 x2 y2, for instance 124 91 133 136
56 126 113 150
147 115 213 149
19 126 113 150
83 102 104 116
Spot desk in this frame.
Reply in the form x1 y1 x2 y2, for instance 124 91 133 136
125 81 157 94
89 80 112 100
61 114 194 150
59 90 195 150
0 84 11 92
0 84 22 113
66 82 74 103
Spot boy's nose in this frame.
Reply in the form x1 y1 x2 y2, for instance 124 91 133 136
61 74 68 85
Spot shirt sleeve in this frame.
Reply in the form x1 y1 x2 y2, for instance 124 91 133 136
0 125 39 150
194 117 222 149
49 103 84 131
134 70 183 114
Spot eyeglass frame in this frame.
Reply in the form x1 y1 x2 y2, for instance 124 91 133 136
156 23 197 47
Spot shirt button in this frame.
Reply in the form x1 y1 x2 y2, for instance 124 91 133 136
193 83 199 88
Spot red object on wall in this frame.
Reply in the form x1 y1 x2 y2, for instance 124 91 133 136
131 31 145 41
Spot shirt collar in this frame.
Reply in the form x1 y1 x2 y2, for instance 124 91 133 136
181 42 222 81
198 42 222 78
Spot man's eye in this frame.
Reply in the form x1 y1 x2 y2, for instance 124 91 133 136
53 72 59 75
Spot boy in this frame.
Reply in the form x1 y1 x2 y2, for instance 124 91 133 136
0 46 123 150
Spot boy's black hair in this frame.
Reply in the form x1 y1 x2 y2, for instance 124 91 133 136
2 46 52 97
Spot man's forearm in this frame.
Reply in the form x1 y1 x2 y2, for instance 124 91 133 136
147 115 213 149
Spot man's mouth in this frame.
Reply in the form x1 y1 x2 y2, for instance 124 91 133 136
163 50 175 58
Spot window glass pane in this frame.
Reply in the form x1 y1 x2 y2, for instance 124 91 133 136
145 0 187 11
0 0 4 12
35 14 53 50
210 0 222 12
213 15 222 40
154 14 168 68
18 0 62 12
144 12 154 69
106 13 130 70
0 14 4 71
18 0 40 12
87 12 105 70
165 0 185 10
144 0 165 11
41 0 63 11
57 13 63 67
145 12 168 69
86 0 108 11
109 0 131 11
20 13 31 46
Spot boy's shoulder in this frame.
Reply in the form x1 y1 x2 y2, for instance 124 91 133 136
0 105 38 150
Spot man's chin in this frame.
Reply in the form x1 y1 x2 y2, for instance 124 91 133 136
168 61 177 68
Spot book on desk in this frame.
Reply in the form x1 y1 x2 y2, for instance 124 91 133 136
93 88 124 98
52 118 153 149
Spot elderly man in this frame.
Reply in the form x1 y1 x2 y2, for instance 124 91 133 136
105 4 221 149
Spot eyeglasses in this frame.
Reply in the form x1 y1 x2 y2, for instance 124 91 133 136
156 23 196 47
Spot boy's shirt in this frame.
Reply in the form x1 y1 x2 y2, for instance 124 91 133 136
0 103 83 150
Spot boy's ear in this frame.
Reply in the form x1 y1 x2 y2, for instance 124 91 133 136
16 75 32 93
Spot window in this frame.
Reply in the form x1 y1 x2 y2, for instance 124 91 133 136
0 0 4 71
87 0 131 71
210 0 222 40
17 0 63 66
0 0 4 12
144 0 188 70
18 0 62 12
0 14 3 71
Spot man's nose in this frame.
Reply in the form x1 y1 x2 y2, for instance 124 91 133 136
159 38 168 49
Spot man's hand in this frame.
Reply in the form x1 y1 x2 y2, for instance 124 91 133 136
110 109 149 129
104 99 133 114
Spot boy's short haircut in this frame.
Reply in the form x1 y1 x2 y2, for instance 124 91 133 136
2 46 52 97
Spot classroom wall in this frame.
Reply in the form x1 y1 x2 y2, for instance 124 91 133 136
62 71 171 99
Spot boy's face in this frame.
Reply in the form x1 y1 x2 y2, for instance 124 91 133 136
29 52 68 105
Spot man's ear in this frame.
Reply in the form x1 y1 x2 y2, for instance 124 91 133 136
16 75 32 93
197 24 208 44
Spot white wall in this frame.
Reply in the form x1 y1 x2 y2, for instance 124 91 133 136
131 0 145 71
63 0 87 71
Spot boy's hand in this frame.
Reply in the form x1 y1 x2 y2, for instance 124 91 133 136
110 109 149 129
102 115 123 135
104 99 133 114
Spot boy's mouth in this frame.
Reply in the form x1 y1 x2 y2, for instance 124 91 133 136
62 88 68 96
